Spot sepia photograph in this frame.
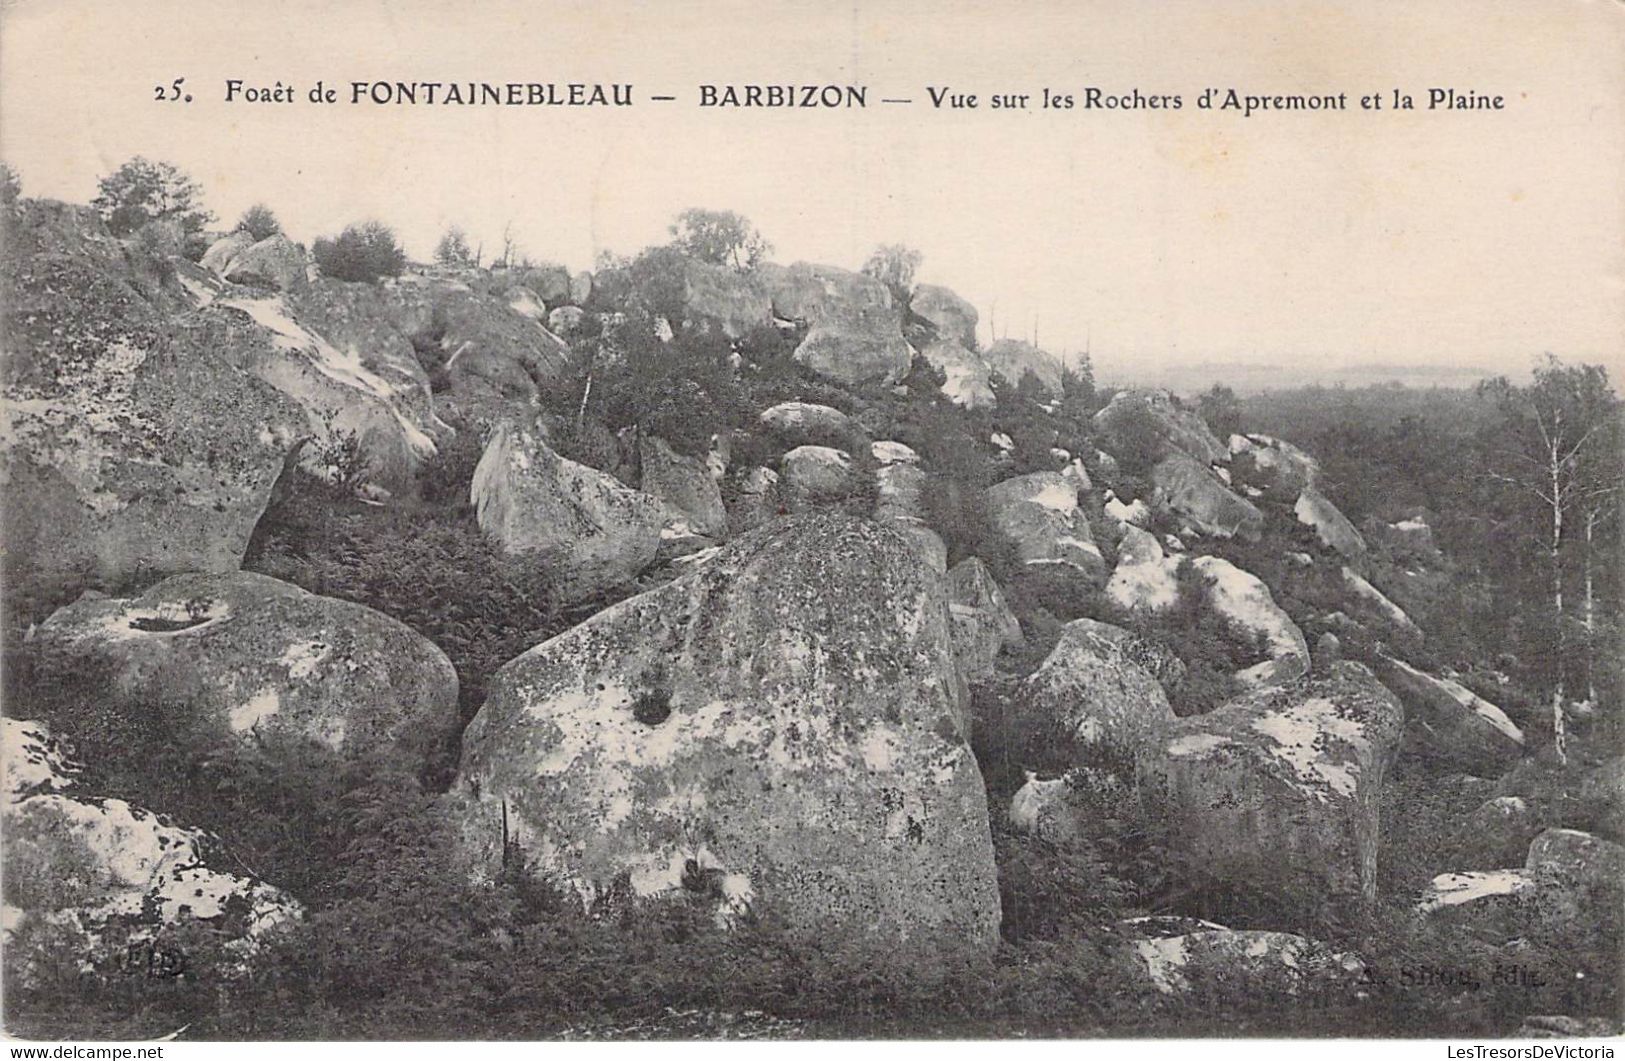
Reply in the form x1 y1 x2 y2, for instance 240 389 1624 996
0 0 1621 1045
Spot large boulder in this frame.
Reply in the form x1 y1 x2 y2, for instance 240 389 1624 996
1105 527 1181 613
1341 567 1421 635
1372 655 1524 775
767 263 912 386
779 445 856 510
472 421 666 604
2 719 297 981
217 235 307 292
1 199 308 618
209 286 448 491
199 230 258 276
985 472 1104 581
1229 433 1320 499
1020 619 1175 763
681 259 772 338
1094 389 1227 466
1190 556 1310 686
1524 828 1625 927
450 514 1000 964
758 401 863 451
28 571 460 781
383 274 572 426
982 339 1064 393
640 435 727 539
945 557 1024 682
909 283 978 346
1139 662 1405 913
917 337 996 409
1295 487 1366 559
1152 452 1264 541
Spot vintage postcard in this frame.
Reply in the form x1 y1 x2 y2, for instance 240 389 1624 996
0 0 1621 1047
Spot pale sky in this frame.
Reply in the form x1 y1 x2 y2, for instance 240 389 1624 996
3 0 1622 386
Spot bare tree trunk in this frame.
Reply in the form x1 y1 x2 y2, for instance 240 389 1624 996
1550 458 1567 764
1583 507 1598 706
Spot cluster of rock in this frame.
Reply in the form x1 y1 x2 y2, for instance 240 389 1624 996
3 718 298 981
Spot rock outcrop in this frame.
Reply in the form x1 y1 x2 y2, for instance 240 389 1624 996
1021 619 1176 762
1341 567 1421 635
1152 452 1264 541
1373 655 1524 775
2 719 297 980
1105 527 1181 613
780 445 856 510
759 402 864 451
1190 556 1310 686
1229 433 1320 499
917 337 996 409
982 339 1064 393
909 284 978 346
1139 662 1405 913
681 259 772 338
985 472 1104 581
472 421 666 603
1295 487 1366 559
450 514 1000 964
767 263 912 386
29 571 460 780
640 435 727 539
1094 389 1228 466
1 199 308 617
211 234 308 292
945 557 1024 683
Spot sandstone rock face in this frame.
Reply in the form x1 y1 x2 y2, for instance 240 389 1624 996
200 230 258 275
2 719 297 980
451 514 1000 964
209 288 448 491
1095 389 1228 466
780 445 855 510
875 461 927 522
985 472 1104 581
1123 923 1365 1000
1341 567 1421 635
945 557 1024 682
1373 655 1524 775
1022 619 1175 762
759 401 863 451
384 274 572 426
1152 452 1264 541
519 264 573 307
1295 487 1366 559
218 235 307 292
917 337 996 409
473 422 666 603
640 435 727 539
1 199 308 617
682 259 771 338
983 339 1064 393
909 284 978 346
871 440 920 466
768 263 912 386
1105 527 1181 613
1524 828 1625 924
30 571 460 776
1190 556 1310 686
1229 433 1320 498
1139 662 1405 912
